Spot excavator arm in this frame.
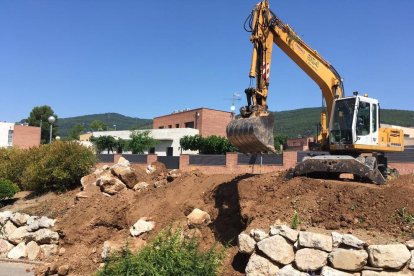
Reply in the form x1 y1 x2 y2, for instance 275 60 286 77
227 0 344 152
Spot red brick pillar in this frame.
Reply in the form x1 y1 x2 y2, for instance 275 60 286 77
282 151 297 170
114 154 122 164
147 154 157 165
179 154 190 171
226 152 238 172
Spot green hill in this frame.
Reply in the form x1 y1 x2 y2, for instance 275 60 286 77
58 113 152 137
56 108 414 138
272 108 414 138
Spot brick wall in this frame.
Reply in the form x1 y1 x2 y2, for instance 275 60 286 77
12 125 41 149
153 108 231 137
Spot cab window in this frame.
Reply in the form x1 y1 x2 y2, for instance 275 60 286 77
356 101 370 136
372 104 377 133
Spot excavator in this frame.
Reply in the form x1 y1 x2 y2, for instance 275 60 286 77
226 0 404 184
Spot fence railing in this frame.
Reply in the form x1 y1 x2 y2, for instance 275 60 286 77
121 154 148 164
96 154 115 163
157 156 180 169
189 155 226 166
237 153 283 165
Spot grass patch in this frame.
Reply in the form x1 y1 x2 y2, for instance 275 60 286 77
97 228 225 276
396 207 414 226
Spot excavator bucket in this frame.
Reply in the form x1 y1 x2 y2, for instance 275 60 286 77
226 115 276 154
285 155 386 184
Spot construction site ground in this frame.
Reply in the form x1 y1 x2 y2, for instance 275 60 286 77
2 169 414 275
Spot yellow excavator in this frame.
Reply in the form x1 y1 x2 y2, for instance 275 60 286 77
226 0 404 184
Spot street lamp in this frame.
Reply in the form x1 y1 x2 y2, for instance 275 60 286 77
48 116 56 144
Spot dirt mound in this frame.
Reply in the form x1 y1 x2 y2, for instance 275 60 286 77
5 171 414 275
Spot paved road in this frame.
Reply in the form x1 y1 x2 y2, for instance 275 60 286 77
0 262 34 276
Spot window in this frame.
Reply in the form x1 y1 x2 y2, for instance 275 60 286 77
175 124 180 128
372 104 377 132
184 121 194 128
158 126 164 129
166 147 173 156
168 125 172 128
149 147 155 154
356 101 370 136
7 130 13 147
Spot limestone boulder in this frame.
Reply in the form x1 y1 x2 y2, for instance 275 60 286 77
238 233 256 254
27 216 56 232
257 235 294 265
405 240 414 250
40 244 58 259
298 232 333 252
7 242 27 259
133 182 149 191
130 218 155 237
33 229 59 244
10 212 30 226
250 228 269 242
97 174 126 195
146 164 156 174
2 220 17 238
57 264 70 276
270 224 299 242
111 166 139 189
187 208 211 226
276 264 309 276
167 169 181 182
332 232 343 247
0 211 12 225
245 253 279 276
329 248 368 272
7 226 33 245
361 271 412 276
321 266 354 276
116 156 130 167
295 248 328 271
342 234 366 249
409 250 414 270
367 244 410 269
26 241 41 260
0 239 14 257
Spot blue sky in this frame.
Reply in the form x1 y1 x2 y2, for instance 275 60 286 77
1 0 413 122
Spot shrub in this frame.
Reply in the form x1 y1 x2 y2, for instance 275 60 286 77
126 130 158 154
0 179 19 200
98 229 225 276
19 141 96 192
291 210 300 229
180 135 237 154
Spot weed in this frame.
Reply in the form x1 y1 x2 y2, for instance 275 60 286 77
291 210 300 229
396 207 414 226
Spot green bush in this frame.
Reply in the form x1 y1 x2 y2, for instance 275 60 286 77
98 229 225 276
180 135 237 154
0 179 19 200
0 141 96 193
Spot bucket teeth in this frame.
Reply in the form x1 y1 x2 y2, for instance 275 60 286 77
226 115 275 154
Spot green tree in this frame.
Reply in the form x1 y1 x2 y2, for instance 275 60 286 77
90 120 108 131
27 105 58 144
180 135 236 154
126 131 158 154
69 124 84 140
91 136 117 154
274 134 288 152
115 138 126 154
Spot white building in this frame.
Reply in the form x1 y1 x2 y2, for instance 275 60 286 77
83 128 199 156
0 122 15 148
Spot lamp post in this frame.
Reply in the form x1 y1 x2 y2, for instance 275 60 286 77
48 116 56 144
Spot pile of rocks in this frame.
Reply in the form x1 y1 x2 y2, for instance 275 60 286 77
238 224 414 276
0 211 60 261
80 157 181 197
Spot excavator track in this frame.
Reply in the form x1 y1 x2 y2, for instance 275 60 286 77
226 115 276 154
285 155 386 184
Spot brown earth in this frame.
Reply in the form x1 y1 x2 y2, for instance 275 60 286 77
3 168 414 275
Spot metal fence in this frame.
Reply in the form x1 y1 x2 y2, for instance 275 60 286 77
122 154 148 164
96 154 114 163
386 148 414 163
238 153 283 165
189 155 226 166
157 156 180 169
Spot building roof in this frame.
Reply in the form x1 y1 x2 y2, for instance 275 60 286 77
153 107 231 119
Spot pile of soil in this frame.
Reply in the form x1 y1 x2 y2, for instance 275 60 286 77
3 169 414 275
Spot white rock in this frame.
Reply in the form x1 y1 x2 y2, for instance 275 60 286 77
10 212 30 226
329 248 368 272
146 165 156 174
26 216 39 226
97 174 126 195
116 156 130 166
298 232 333 252
7 242 27 259
101 241 112 259
187 208 211 226
367 244 410 269
342 234 366 249
332 232 343 247
0 239 14 257
361 271 412 276
238 233 256 254
38 216 55 228
406 240 414 250
295 248 328 271
133 182 149 191
270 225 299 242
250 229 269 242
33 229 59 244
154 179 167 188
40 244 58 259
321 266 354 276
26 241 40 260
130 218 155 237
2 220 17 238
7 226 32 245
409 250 414 270
0 211 12 225
276 264 309 276
257 235 294 265
245 253 279 276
